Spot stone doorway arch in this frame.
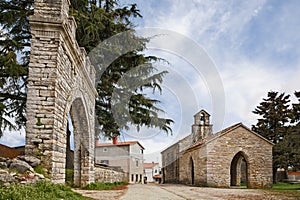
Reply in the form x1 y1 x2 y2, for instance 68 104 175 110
25 0 97 187
190 157 195 185
230 151 248 187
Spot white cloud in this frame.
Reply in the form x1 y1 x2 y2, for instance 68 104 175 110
0 128 25 147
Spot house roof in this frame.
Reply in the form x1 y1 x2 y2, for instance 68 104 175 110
144 162 158 169
0 144 24 159
186 123 274 151
95 141 145 150
153 174 161 179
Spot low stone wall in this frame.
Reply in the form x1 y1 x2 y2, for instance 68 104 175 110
94 166 126 183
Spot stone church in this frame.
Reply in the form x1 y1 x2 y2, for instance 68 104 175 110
161 110 273 188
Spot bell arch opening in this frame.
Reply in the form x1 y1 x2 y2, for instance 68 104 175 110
230 151 248 187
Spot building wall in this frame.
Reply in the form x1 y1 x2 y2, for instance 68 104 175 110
144 163 160 182
206 126 273 188
161 143 180 183
129 143 144 183
95 146 129 173
95 143 144 183
179 145 207 186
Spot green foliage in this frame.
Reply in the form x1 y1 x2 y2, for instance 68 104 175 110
252 91 300 181
70 0 173 138
0 0 32 136
0 181 91 200
271 182 300 190
0 0 173 139
82 181 128 190
34 165 49 178
65 168 74 186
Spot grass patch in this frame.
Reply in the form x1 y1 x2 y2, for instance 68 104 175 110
272 182 300 190
65 168 74 186
34 165 49 178
83 182 128 190
0 181 91 200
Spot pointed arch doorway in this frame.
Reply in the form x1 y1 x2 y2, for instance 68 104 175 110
230 151 248 187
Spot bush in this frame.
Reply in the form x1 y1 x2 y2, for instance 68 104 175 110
0 181 91 200
83 182 128 190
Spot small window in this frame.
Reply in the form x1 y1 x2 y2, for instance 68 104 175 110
154 169 157 173
141 149 143 154
136 159 139 167
103 148 108 152
100 160 109 165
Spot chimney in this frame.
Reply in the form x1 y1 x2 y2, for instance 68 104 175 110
112 136 118 144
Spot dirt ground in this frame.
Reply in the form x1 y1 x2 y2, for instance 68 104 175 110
75 183 300 200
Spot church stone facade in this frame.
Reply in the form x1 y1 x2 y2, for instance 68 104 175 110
161 110 273 188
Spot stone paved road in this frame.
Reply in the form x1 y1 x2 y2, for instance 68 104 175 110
77 184 300 200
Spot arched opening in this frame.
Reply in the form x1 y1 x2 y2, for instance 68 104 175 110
65 114 75 186
190 157 195 185
230 151 248 187
67 98 90 187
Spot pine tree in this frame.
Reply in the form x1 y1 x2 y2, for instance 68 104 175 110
0 0 173 138
70 0 173 138
0 0 33 137
252 91 291 182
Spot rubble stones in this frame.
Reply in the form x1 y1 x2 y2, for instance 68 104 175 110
0 157 46 186
9 159 34 174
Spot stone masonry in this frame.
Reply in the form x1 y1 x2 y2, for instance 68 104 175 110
162 110 273 188
25 0 97 187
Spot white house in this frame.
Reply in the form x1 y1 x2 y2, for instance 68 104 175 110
95 137 145 183
144 162 161 183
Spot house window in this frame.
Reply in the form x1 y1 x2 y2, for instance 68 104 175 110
103 148 108 152
154 169 157 173
100 160 109 165
131 174 134 182
136 159 139 167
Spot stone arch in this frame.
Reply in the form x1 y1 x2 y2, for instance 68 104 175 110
230 151 249 187
25 0 97 187
68 97 90 187
189 157 195 185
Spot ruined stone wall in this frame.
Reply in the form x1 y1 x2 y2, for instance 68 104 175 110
26 0 97 187
206 126 273 188
94 166 126 183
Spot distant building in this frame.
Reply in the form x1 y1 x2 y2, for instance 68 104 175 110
0 144 24 159
161 109 273 188
95 137 145 183
144 162 161 183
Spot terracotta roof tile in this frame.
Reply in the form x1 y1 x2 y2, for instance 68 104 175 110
144 162 158 168
0 144 24 159
95 141 145 149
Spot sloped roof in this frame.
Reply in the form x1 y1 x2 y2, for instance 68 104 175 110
193 109 210 117
144 162 158 169
0 144 24 159
95 141 145 150
186 123 274 151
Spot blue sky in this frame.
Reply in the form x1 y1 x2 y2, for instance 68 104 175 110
1 0 300 164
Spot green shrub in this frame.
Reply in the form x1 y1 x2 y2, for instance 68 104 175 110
65 169 74 186
272 182 300 190
83 181 128 190
0 181 91 200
